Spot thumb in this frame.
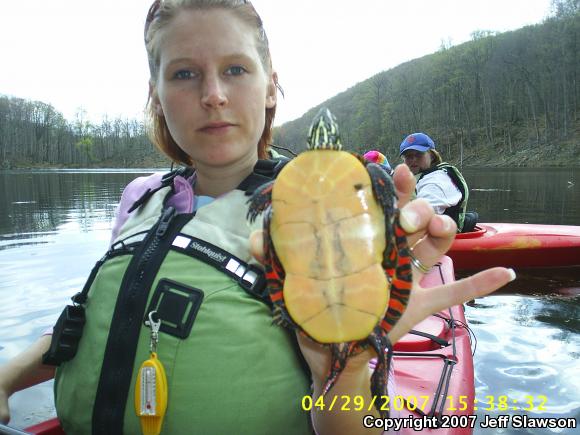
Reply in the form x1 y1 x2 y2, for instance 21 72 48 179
249 229 266 264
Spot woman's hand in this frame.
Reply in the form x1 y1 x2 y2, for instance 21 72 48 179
386 164 515 343
250 163 515 346
249 163 515 434
0 335 56 424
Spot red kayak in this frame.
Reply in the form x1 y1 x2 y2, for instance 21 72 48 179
449 223 580 271
394 255 475 435
23 256 474 435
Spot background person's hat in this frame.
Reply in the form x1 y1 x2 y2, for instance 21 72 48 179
363 150 392 171
399 133 435 155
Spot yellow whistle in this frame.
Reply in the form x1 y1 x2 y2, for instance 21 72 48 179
134 352 168 435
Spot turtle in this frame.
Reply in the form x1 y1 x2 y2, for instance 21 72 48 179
247 107 412 417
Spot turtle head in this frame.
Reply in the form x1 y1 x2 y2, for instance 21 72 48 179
306 108 343 151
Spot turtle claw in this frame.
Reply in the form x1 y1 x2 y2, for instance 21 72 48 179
247 180 275 223
319 330 392 419
368 326 393 419
271 306 289 327
321 342 354 396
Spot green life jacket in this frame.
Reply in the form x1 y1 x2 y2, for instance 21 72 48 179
418 162 469 232
50 162 312 435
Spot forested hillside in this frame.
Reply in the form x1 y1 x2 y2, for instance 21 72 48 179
274 8 580 167
1 3 578 169
0 99 168 169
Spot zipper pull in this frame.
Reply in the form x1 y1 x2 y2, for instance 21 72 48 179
156 206 176 237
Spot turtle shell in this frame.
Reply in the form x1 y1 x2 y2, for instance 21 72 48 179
270 149 388 343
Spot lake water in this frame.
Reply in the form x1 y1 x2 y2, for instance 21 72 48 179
0 167 579 433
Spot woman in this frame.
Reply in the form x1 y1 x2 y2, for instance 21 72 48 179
399 132 476 233
0 1 513 433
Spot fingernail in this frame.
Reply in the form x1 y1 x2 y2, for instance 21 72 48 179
507 268 516 281
442 216 453 233
400 208 419 232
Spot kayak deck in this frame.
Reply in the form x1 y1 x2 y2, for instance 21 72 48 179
396 255 475 435
450 223 580 270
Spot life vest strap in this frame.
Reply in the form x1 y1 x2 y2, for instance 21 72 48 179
128 167 195 214
171 234 268 305
92 207 191 435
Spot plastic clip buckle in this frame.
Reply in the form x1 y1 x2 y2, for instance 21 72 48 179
42 305 86 366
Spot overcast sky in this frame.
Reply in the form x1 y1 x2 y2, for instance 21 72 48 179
0 0 553 126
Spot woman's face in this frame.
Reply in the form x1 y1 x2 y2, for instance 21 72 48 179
151 9 276 169
401 149 432 174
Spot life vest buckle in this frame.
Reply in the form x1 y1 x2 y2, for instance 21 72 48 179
42 304 86 366
235 264 268 302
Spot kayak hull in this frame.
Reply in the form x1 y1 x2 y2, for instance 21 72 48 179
22 419 63 435
450 223 580 270
396 255 475 435
25 257 474 435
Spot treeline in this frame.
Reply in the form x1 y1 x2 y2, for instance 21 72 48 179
0 97 165 169
1 2 579 169
274 3 580 166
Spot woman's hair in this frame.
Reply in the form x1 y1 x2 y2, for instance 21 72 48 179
144 0 279 165
429 149 443 166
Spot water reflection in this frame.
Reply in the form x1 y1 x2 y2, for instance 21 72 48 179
0 171 144 236
533 295 580 335
467 294 580 434
0 169 155 354
463 167 579 225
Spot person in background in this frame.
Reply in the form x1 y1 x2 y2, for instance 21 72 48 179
363 149 393 174
0 1 512 434
399 132 477 233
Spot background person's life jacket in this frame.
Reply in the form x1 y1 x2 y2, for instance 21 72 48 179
417 162 475 232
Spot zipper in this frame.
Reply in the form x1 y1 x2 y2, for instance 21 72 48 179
92 207 193 435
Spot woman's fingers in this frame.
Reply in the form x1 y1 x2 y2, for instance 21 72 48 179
398 198 434 242
387 267 516 343
399 198 457 277
392 164 415 208
408 214 457 280
421 267 516 314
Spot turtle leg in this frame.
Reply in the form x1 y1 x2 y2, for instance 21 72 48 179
246 180 275 223
320 342 357 396
380 214 412 332
367 163 396 258
367 325 393 419
367 163 411 330
321 332 392 420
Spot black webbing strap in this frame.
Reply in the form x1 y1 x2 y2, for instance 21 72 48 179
171 234 268 305
70 230 151 306
128 161 285 214
127 167 195 213
407 329 449 347
239 158 289 194
71 253 109 305
92 208 192 435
